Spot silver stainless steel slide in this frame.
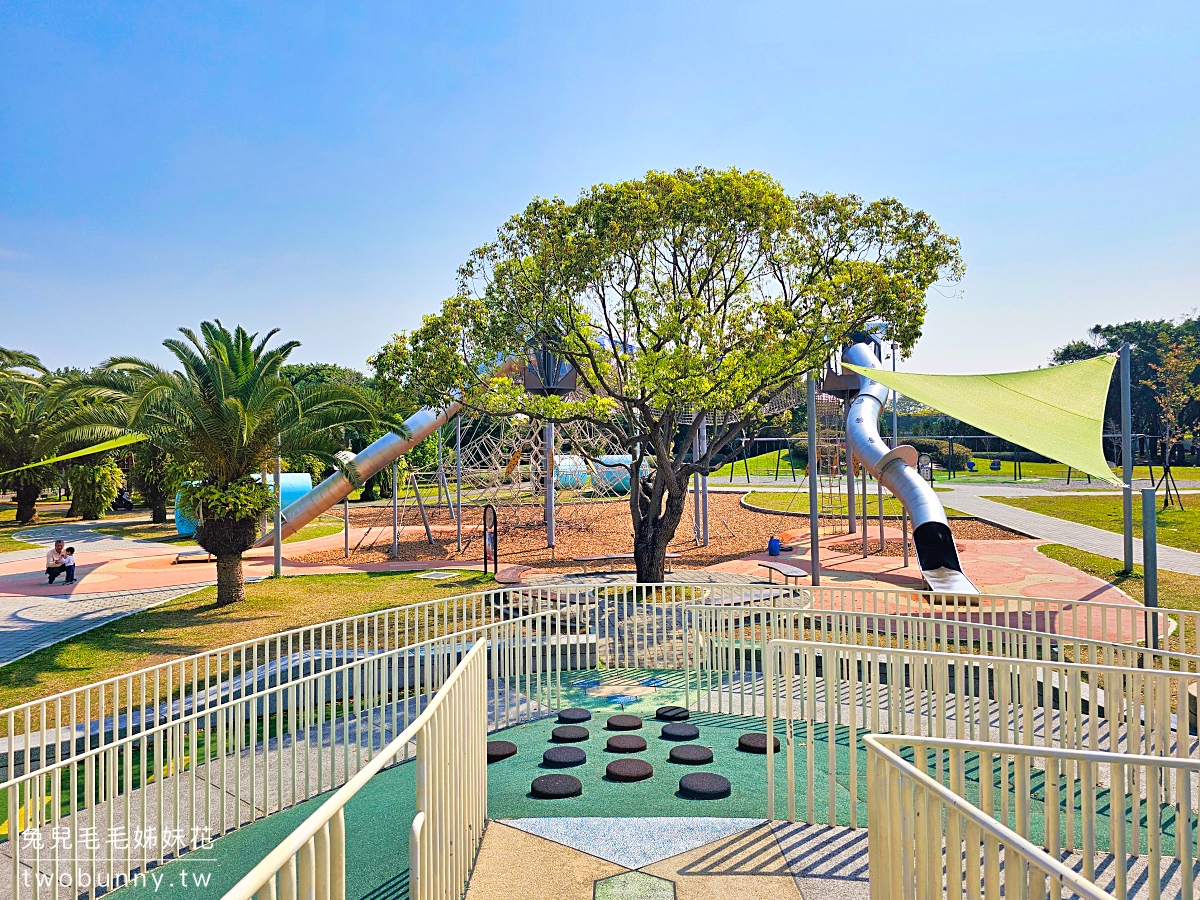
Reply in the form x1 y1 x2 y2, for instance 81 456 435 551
254 359 520 547
842 341 979 595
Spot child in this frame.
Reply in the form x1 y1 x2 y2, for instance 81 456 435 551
62 547 76 584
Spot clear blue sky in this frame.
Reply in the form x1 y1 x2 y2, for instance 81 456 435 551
2 1 1197 375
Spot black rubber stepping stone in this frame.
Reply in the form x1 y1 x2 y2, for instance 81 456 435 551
656 705 690 722
679 772 731 799
557 708 592 724
606 714 643 731
737 733 781 754
486 740 518 764
606 758 653 782
531 774 583 799
661 722 700 741
606 734 647 753
551 725 590 743
543 746 587 768
669 744 714 765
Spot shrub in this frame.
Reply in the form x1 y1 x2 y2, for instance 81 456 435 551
66 459 125 520
905 438 973 470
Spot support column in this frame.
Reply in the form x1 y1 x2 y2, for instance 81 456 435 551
1122 343 1134 572
847 443 857 534
1143 487 1159 649
877 476 885 551
545 422 555 549
807 375 820 586
273 439 282 577
699 414 710 546
861 465 868 558
391 459 399 559
343 496 350 558
692 426 702 543
456 415 463 552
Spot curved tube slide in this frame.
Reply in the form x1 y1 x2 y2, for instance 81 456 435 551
842 341 979 595
255 359 521 547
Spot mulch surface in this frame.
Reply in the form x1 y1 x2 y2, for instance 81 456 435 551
298 492 1025 569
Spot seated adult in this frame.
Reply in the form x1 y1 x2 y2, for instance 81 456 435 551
45 540 67 585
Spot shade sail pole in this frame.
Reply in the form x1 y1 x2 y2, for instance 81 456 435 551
1121 343 1134 572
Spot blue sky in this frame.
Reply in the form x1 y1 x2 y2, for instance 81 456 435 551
2 1 1197 375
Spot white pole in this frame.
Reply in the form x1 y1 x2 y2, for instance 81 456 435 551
273 438 282 577
545 422 555 549
392 459 399 559
456 415 462 552
807 375 820 586
1142 487 1158 649
699 414 710 546
692 426 702 543
343 496 349 558
1122 343 1134 572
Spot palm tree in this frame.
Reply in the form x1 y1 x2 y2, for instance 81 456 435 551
92 321 383 605
0 374 68 523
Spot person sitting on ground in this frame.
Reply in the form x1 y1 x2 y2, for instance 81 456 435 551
45 540 67 584
62 547 76 584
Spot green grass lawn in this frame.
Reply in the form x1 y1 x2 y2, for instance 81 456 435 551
743 490 963 517
94 514 343 546
0 570 495 710
713 448 804 479
989 494 1200 552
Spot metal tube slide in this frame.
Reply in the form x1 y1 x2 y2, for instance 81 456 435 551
842 341 978 595
255 359 520 547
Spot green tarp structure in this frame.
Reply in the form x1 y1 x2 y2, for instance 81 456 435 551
843 354 1122 485
0 434 146 477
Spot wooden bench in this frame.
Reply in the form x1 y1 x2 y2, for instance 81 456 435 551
574 553 680 574
174 550 213 564
758 560 808 585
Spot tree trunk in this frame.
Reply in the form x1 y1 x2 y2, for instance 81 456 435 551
215 554 245 606
357 473 378 502
14 484 40 524
631 479 688 582
151 503 168 524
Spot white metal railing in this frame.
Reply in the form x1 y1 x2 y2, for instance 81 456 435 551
688 604 1199 716
223 635 489 900
864 736 1121 900
763 639 1200 829
799 585 1185 659
3 605 581 899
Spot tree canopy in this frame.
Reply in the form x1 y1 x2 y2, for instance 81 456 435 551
384 167 963 579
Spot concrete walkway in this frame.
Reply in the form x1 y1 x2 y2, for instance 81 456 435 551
940 483 1200 576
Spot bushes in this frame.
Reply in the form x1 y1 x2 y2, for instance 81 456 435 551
66 459 125 520
905 438 973 470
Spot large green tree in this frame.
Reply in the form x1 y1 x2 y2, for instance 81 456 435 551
80 322 380 605
387 168 963 580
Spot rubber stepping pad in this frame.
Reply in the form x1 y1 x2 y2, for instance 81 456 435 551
606 759 653 782
531 774 583 799
669 744 714 765
656 705 690 722
551 725 590 743
606 734 647 753
543 746 587 768
679 772 732 799
557 707 592 724
660 722 700 741
606 714 643 731
486 740 518 764
737 733 781 754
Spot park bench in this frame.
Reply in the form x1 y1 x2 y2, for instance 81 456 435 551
574 552 680 574
757 560 808 585
175 550 213 564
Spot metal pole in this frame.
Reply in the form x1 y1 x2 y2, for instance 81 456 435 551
699 414 710 546
391 459 398 558
891 343 899 443
862 464 868 557
1142 487 1159 649
1122 343 1134 572
436 428 443 504
877 476 885 551
343 496 349 558
847 411 857 534
455 415 463 552
807 374 820 586
545 422 555 549
273 438 282 577
692 427 702 543
902 507 909 567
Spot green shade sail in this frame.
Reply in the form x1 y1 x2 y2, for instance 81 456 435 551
843 354 1121 485
0 434 147 477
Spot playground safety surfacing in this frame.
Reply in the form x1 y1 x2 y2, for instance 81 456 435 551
105 668 1196 900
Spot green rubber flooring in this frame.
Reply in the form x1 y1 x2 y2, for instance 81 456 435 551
104 668 1195 899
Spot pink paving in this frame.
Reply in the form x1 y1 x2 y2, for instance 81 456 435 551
0 521 1147 643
